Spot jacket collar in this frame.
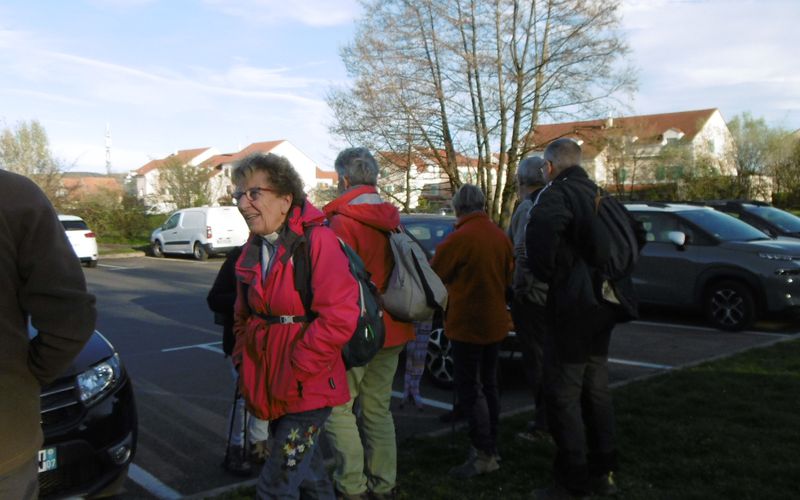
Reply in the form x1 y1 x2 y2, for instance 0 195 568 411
455 211 489 229
323 185 378 214
553 165 588 182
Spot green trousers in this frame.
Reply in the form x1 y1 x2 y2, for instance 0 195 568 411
324 345 404 495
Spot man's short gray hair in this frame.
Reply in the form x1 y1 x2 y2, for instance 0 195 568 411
543 138 582 174
451 184 485 216
517 156 547 186
334 147 379 186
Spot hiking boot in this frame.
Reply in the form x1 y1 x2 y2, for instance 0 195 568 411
531 484 587 500
589 472 619 496
517 428 552 443
250 440 269 465
335 489 369 500
467 445 501 463
448 449 500 478
222 445 252 477
369 488 397 500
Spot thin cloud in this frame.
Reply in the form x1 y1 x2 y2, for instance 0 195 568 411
621 0 800 123
0 88 90 106
202 0 361 27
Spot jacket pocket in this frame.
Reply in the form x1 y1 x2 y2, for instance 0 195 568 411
267 327 301 402
239 323 270 416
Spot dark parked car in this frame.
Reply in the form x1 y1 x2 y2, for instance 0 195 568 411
400 214 520 388
693 200 800 240
626 202 800 331
35 328 137 498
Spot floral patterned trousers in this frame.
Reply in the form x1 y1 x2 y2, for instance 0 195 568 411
256 407 333 500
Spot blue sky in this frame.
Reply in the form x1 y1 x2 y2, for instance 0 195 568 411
1 0 798 174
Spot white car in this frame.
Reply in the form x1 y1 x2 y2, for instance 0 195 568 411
150 206 249 260
58 214 99 268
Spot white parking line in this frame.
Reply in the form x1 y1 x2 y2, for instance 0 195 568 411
632 320 790 337
608 357 673 370
390 391 453 411
162 341 224 355
97 263 134 270
129 464 182 499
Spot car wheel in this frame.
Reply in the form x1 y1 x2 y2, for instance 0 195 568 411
151 241 164 258
704 280 756 331
425 327 454 389
86 259 98 268
193 242 208 261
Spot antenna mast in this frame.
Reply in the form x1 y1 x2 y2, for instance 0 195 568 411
105 123 112 175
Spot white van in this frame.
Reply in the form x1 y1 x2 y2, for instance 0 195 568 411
150 206 249 260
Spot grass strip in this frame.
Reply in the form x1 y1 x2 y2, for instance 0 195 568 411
212 339 800 499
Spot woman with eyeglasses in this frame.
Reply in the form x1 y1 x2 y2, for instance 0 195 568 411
230 153 360 499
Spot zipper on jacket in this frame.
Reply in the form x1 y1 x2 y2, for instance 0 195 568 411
297 380 303 398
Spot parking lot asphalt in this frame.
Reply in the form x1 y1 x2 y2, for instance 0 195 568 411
83 256 799 499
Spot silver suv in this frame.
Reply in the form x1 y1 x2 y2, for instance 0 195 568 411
626 203 800 331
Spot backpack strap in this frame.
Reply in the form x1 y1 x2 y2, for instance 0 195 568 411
291 224 319 321
240 226 319 325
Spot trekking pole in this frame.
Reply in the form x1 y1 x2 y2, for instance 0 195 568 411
451 386 457 450
243 399 250 462
224 375 241 465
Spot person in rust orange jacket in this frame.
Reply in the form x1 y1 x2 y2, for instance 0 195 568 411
432 184 514 479
323 147 415 500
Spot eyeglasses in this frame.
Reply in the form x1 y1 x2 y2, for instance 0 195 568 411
232 187 278 204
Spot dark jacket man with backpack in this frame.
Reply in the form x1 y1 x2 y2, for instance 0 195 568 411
525 138 645 500
323 147 414 500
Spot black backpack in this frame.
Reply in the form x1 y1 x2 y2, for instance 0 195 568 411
292 225 386 369
559 177 640 281
591 188 640 281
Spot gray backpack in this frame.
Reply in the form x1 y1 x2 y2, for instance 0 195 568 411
381 228 448 322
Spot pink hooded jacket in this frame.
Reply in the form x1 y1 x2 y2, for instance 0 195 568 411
233 201 360 420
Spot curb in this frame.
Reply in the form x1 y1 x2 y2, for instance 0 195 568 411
99 252 147 259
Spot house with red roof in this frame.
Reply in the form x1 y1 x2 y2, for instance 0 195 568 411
527 108 736 191
377 148 487 210
132 140 329 211
57 173 125 208
133 147 219 211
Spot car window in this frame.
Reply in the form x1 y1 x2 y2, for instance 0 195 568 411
163 213 180 230
679 209 769 242
748 206 800 232
182 212 204 228
633 213 680 243
633 212 710 245
403 220 454 256
61 220 89 231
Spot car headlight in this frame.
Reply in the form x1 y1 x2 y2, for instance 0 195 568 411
758 252 800 261
76 353 121 404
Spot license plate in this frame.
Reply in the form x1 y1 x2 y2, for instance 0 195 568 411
38 447 57 473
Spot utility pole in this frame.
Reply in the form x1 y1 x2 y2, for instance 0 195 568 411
105 123 112 175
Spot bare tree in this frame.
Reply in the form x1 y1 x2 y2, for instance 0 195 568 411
0 120 71 206
329 0 635 224
156 156 211 209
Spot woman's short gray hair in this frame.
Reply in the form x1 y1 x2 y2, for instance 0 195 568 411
334 147 379 186
451 184 485 216
517 156 546 186
231 153 306 207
